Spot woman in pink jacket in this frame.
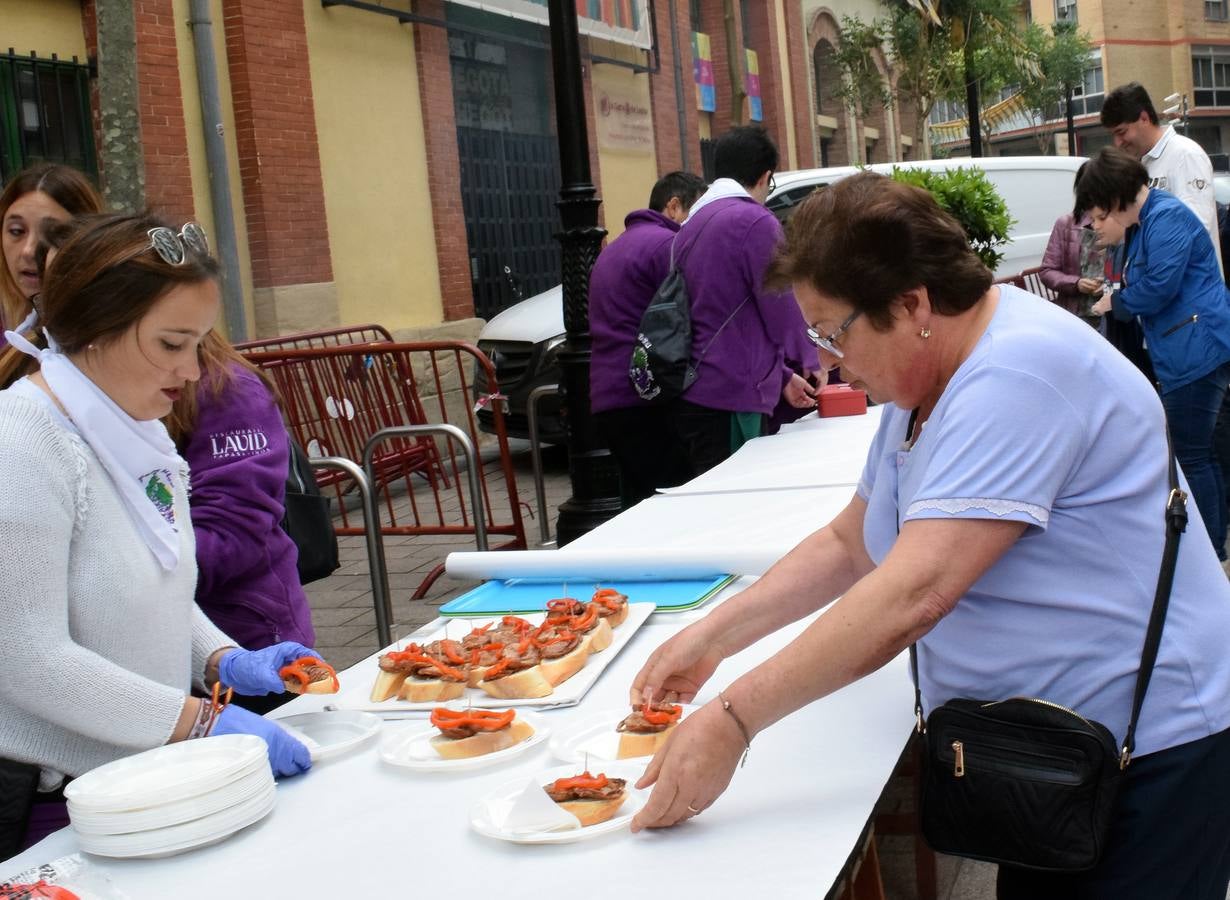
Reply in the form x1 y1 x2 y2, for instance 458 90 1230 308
1039 165 1105 327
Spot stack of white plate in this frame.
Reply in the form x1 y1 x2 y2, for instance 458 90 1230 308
65 734 275 858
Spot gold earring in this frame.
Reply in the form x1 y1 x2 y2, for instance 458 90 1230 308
920 327 931 339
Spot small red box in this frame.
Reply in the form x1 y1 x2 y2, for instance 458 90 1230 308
817 384 867 417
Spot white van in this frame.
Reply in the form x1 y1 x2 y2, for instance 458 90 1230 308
476 155 1088 440
766 155 1088 276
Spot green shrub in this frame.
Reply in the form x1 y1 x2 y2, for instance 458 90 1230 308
889 166 1014 271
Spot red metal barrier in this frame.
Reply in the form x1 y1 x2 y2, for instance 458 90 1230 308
235 323 394 352
1019 265 1058 302
241 341 527 599
993 271 1027 290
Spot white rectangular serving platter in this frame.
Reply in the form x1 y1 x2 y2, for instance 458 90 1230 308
325 602 653 715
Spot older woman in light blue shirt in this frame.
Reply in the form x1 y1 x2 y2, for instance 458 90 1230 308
628 172 1230 900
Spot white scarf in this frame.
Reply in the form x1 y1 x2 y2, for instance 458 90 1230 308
682 177 754 224
5 316 183 570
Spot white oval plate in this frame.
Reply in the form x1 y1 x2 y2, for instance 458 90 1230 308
548 705 697 765
69 766 273 835
65 735 267 811
272 710 382 762
76 782 276 858
379 710 548 773
469 763 648 844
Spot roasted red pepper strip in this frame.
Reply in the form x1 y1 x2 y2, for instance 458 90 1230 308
440 640 466 664
569 604 599 632
430 708 515 731
640 700 682 726
278 656 338 692
469 622 493 636
591 588 625 611
401 654 466 682
546 598 581 614
550 770 609 791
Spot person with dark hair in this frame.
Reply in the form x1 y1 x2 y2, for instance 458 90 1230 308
666 126 816 475
0 163 104 344
1101 81 1221 272
590 171 706 508
1078 145 1230 564
1038 163 1104 326
627 171 1230 900
0 214 319 855
167 331 317 714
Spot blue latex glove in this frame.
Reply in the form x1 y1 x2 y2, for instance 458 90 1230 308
217 642 321 696
211 704 312 778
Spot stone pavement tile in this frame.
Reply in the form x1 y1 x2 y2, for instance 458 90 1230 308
308 606 373 628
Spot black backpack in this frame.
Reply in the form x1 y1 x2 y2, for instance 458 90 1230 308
280 437 340 585
629 207 749 403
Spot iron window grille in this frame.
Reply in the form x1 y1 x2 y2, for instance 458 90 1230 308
1055 0 1078 23
0 50 96 183
1207 0 1229 21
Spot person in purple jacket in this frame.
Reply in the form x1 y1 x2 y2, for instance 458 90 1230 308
168 332 316 714
590 171 706 508
670 127 817 475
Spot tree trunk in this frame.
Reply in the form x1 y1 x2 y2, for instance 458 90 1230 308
1065 88 1076 155
964 41 981 156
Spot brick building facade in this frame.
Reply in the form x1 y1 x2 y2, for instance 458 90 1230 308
4 0 919 337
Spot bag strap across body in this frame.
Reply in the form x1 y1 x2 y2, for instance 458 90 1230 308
667 203 755 375
905 408 1185 769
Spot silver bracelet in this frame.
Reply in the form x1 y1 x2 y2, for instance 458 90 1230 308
717 690 752 768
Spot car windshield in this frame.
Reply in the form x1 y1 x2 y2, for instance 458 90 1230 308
766 183 828 224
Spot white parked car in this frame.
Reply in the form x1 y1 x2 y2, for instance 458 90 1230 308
474 155 1089 441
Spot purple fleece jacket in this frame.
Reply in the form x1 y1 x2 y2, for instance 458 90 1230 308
675 196 806 415
589 208 679 413
181 364 315 650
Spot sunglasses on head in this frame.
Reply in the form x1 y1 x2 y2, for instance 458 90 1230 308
147 223 209 266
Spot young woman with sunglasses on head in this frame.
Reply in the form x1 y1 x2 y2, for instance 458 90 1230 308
6 195 318 716
0 214 318 858
1 163 104 344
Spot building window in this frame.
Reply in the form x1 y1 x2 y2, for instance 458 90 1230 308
1066 50 1104 117
740 0 754 48
1207 0 1228 21
0 51 96 183
1193 45 1230 107
929 97 966 125
690 0 702 30
1055 0 1077 23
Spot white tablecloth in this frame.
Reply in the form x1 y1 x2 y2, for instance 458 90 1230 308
2 403 914 897
2 605 915 897
658 406 882 496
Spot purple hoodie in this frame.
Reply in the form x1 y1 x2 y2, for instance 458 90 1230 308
181 364 315 650
675 196 806 415
589 208 679 413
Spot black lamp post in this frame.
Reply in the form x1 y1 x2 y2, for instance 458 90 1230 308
546 0 622 545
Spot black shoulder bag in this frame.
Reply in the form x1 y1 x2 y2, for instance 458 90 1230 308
911 417 1184 873
281 436 340 585
629 207 750 404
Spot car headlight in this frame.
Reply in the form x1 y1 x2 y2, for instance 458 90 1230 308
541 334 567 368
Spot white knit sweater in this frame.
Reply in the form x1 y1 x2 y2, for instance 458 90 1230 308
0 389 233 789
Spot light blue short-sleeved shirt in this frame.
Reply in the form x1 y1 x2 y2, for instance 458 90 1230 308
858 285 1230 756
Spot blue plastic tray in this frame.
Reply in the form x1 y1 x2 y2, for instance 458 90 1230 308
437 575 734 617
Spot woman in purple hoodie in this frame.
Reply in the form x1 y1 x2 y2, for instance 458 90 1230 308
168 333 316 713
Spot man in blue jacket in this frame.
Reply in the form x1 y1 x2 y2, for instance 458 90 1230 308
669 127 817 475
1079 146 1230 562
590 171 706 508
